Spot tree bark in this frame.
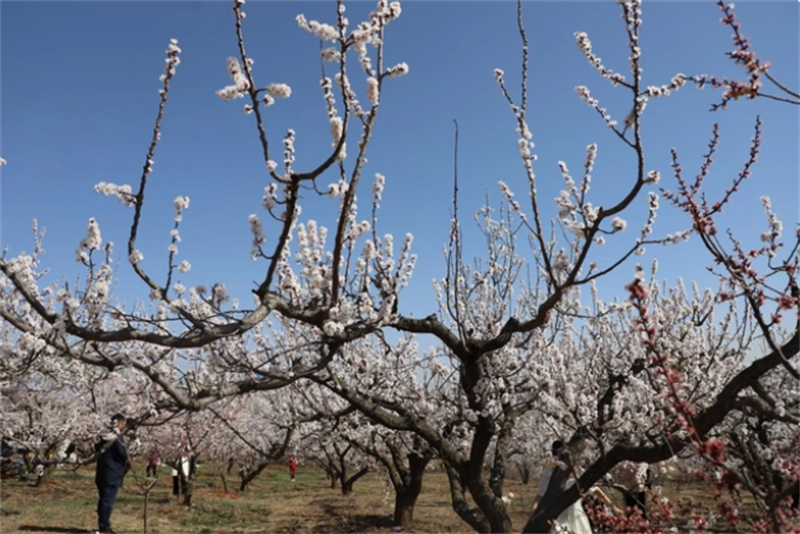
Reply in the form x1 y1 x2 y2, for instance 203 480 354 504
392 452 429 526
341 466 369 495
393 487 416 527
239 460 269 492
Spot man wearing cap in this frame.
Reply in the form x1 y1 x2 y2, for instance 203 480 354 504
94 413 129 534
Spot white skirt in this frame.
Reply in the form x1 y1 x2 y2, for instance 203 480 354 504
554 500 592 534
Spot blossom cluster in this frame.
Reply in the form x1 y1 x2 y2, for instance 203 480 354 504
574 31 627 86
94 181 136 207
575 86 617 128
217 57 250 101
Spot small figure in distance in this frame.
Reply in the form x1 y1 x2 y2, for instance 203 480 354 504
289 453 298 482
146 447 159 478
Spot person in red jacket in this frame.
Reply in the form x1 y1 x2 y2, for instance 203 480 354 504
289 454 298 482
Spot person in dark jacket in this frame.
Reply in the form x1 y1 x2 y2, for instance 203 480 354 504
94 413 129 534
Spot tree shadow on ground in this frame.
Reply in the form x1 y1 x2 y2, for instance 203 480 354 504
18 527 90 534
310 503 395 533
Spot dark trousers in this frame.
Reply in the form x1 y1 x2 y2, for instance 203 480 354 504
146 464 158 477
96 482 120 532
624 491 647 519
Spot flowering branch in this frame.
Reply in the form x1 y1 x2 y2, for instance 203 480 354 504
692 1 799 111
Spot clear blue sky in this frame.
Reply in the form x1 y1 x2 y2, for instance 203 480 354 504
1 1 798 320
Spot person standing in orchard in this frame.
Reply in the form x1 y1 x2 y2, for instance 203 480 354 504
94 413 129 534
146 447 159 478
531 440 621 533
289 454 298 482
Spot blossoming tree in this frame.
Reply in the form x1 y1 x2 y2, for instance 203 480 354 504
0 0 797 533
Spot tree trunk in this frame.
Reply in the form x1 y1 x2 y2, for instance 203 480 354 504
392 452 430 527
33 464 54 486
138 477 158 534
518 463 531 485
239 460 269 492
180 455 197 506
522 467 573 534
182 476 193 506
341 466 369 495
466 476 513 534
393 487 417 527
144 490 150 534
442 462 491 533
486 504 513 534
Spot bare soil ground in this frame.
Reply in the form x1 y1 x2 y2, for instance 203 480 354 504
2 463 510 533
0 463 761 533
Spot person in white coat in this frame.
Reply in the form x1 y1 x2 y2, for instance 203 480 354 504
531 440 621 534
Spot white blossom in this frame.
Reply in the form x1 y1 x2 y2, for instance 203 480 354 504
385 62 409 78
330 117 344 147
266 83 292 99
249 213 266 258
320 47 341 62
645 170 661 184
373 173 386 201
95 182 136 207
78 218 102 252
296 14 339 41
216 57 250 101
366 76 379 106
174 196 190 211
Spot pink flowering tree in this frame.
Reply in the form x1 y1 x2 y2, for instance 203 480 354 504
628 3 800 529
527 4 800 531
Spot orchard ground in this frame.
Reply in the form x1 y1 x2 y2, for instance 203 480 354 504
1 463 759 533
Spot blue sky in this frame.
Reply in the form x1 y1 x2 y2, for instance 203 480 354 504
1 1 798 323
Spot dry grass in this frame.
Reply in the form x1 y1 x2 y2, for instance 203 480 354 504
1 463 529 533
0 464 763 534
